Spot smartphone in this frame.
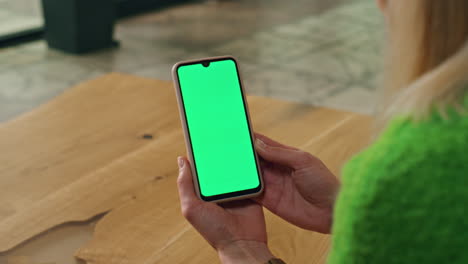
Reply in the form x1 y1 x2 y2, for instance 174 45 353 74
172 56 263 202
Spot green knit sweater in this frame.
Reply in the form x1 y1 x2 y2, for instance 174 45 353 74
328 100 468 263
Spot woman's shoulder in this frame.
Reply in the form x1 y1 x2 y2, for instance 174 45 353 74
339 106 468 209
345 105 468 183
329 105 468 264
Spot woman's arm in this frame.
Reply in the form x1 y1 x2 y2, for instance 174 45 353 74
218 241 276 264
177 156 276 264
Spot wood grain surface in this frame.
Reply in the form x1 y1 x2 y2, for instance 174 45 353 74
0 73 372 263
0 73 180 252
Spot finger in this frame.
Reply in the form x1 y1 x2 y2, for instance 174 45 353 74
176 156 202 213
253 167 279 205
255 138 314 170
254 132 299 150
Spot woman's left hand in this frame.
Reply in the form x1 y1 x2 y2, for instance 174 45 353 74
176 156 275 264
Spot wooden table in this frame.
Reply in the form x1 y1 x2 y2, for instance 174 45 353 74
0 73 372 264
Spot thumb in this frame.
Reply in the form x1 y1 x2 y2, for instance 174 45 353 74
177 157 203 217
176 157 224 229
255 138 313 170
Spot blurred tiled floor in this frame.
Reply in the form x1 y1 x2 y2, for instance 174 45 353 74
0 0 384 122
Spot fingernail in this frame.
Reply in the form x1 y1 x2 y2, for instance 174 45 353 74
255 138 266 149
177 157 184 169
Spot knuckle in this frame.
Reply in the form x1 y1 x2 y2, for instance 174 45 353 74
181 203 197 221
295 151 317 167
181 205 191 219
299 151 314 162
176 174 184 185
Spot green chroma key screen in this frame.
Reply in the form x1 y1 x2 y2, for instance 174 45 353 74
177 58 260 198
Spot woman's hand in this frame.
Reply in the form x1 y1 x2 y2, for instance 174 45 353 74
254 133 340 234
176 156 275 264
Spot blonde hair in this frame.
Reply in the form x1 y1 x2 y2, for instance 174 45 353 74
382 0 468 120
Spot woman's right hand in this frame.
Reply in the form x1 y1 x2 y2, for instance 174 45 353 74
254 133 340 234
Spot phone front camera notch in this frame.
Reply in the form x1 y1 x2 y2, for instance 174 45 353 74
201 61 210 67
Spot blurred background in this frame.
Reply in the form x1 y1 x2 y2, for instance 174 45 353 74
0 0 383 122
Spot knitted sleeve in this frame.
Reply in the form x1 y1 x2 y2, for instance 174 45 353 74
327 113 468 264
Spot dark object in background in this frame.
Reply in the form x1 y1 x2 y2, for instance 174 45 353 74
117 0 191 18
41 0 116 54
0 0 192 49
